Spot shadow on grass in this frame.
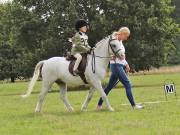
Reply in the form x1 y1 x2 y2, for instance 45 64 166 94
0 83 163 97
19 108 117 119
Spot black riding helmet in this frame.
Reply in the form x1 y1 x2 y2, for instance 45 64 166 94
75 19 88 31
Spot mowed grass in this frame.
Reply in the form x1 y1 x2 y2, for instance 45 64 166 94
0 73 180 135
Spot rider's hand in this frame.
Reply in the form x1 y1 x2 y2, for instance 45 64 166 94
90 47 95 52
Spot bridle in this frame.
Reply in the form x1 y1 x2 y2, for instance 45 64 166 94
91 35 121 73
108 35 122 57
93 35 121 58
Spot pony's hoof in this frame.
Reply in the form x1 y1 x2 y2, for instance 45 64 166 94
67 107 74 112
35 109 41 113
109 107 114 112
81 107 87 112
21 94 28 98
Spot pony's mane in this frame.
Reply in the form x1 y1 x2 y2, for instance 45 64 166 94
95 36 109 48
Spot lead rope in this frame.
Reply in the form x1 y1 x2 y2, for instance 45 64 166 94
92 50 96 73
110 35 120 87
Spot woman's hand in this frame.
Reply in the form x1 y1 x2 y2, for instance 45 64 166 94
117 53 126 60
125 64 130 73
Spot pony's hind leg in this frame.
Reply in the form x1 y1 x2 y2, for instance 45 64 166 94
35 81 53 112
81 87 95 111
59 83 74 112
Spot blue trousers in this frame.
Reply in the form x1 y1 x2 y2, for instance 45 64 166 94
98 64 136 107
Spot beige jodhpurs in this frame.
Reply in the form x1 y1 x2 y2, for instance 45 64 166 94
73 53 82 71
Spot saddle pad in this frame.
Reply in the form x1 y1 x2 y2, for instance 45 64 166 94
68 53 88 84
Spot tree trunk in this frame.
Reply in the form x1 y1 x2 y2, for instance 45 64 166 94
11 76 15 83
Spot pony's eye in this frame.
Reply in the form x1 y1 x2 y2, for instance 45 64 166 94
112 44 116 48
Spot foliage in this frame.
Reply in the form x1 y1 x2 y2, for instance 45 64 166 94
168 0 180 65
0 2 34 82
0 0 179 81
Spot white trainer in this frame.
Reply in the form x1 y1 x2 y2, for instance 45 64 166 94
96 105 102 111
134 104 144 109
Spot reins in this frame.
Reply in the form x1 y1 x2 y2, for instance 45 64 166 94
91 35 121 73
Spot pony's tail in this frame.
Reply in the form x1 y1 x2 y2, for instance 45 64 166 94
21 61 44 98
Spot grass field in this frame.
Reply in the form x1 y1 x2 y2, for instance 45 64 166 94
0 73 180 135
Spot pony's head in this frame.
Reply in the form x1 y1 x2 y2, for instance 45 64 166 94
94 36 123 58
108 38 123 57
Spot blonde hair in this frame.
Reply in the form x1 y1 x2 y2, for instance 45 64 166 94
117 27 130 35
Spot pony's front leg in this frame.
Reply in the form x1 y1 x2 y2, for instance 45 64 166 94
90 79 114 112
81 87 95 111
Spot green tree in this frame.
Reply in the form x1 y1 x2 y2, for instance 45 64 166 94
168 0 180 65
0 0 179 82
0 2 37 82
17 0 179 71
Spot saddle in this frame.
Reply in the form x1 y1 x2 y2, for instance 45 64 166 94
66 53 88 84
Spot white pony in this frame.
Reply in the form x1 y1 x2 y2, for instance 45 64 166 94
22 36 122 112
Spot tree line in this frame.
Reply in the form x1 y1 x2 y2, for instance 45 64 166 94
0 0 179 82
